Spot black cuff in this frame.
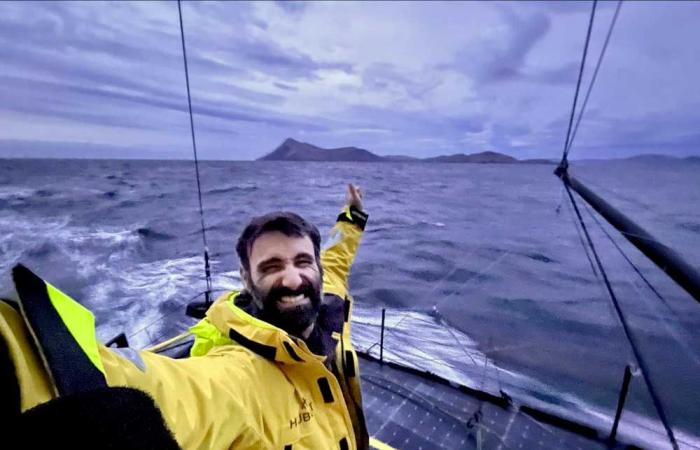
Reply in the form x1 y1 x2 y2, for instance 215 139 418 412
336 206 368 231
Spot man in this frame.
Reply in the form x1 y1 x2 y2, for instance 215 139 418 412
0 184 369 450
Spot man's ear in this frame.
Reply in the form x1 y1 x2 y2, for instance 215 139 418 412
240 267 252 290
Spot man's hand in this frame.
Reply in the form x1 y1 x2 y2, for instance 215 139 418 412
346 183 363 212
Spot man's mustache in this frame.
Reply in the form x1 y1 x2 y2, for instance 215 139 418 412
265 279 317 301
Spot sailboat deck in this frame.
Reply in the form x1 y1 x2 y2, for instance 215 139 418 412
359 354 618 449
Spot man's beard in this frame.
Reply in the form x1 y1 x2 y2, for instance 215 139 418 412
250 276 322 338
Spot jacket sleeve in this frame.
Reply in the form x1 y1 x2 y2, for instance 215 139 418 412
3 265 265 450
100 344 265 449
321 205 368 300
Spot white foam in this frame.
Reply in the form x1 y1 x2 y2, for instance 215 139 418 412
94 258 245 348
0 186 36 200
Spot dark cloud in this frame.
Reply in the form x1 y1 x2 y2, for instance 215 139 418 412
0 70 327 136
177 3 354 83
362 63 441 101
529 62 579 85
274 82 298 92
0 1 699 159
237 39 322 78
206 37 355 82
447 117 487 135
450 9 551 84
0 139 178 159
584 111 700 154
275 1 307 15
527 0 620 16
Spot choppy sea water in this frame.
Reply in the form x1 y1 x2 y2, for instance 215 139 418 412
1 158 699 448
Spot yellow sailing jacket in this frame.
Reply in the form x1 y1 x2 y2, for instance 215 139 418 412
1 206 370 450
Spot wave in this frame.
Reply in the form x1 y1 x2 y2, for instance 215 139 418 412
523 251 556 263
136 227 174 241
678 221 700 235
118 199 138 208
35 189 54 198
101 190 119 199
23 241 61 259
94 256 239 348
0 186 37 200
206 183 257 195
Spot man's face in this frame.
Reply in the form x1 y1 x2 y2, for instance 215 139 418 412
245 231 322 337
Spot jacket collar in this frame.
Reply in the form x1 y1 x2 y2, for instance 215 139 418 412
205 291 327 365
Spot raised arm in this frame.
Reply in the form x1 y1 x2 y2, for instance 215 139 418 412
321 184 368 299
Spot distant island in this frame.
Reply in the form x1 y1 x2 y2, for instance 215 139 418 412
258 138 383 162
258 138 553 164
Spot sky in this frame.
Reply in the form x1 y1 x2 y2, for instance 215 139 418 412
1 1 699 160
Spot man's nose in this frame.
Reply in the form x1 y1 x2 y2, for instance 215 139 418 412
280 266 303 290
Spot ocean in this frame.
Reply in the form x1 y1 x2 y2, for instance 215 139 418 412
1 157 699 447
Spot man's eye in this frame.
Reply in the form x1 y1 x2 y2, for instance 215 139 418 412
297 259 313 267
260 264 281 274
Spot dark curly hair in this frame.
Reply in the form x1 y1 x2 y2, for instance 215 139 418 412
236 211 323 276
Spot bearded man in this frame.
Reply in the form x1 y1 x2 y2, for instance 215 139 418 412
1 183 369 450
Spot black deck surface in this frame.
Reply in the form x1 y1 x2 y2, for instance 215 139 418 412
359 355 618 450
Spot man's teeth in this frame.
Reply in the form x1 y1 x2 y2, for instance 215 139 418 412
279 294 306 303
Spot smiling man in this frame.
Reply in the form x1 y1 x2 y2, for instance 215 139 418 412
237 211 325 340
187 182 370 449
1 183 370 450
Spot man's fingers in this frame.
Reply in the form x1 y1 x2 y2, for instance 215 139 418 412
346 183 362 210
348 183 360 198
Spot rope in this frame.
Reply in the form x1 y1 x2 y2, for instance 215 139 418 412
433 250 512 313
561 0 598 165
581 200 700 367
177 0 212 303
565 193 599 278
564 184 679 449
567 0 623 154
127 289 228 342
581 201 669 309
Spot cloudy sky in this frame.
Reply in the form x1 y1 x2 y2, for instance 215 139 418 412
1 1 699 160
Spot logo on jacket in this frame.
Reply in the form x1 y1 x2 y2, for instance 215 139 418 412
289 398 315 429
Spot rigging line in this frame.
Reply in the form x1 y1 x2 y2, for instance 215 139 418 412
478 338 494 392
127 289 229 341
567 0 623 154
580 201 700 367
389 263 467 330
555 183 566 214
567 196 623 323
561 0 598 165
581 200 671 309
565 192 599 278
384 321 480 366
559 176 675 249
623 267 700 369
382 330 457 366
387 245 482 331
433 250 512 313
564 183 679 450
441 321 480 367
177 0 212 300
